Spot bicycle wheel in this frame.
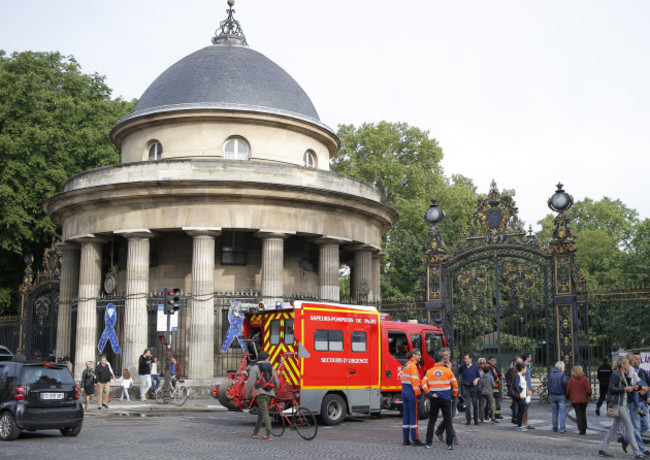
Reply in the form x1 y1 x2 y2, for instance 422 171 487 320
270 407 286 437
293 407 317 440
173 386 190 406
154 387 164 404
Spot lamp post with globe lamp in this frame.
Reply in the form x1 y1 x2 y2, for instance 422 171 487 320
547 183 580 369
421 200 449 333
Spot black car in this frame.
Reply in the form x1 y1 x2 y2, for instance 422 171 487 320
0 361 83 440
0 346 13 362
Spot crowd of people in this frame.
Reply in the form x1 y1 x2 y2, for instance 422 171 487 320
399 349 650 458
77 346 182 410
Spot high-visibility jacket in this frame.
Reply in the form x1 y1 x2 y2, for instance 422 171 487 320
421 363 458 400
400 358 422 396
486 363 501 388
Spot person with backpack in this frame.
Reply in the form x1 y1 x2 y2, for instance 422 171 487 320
245 350 280 441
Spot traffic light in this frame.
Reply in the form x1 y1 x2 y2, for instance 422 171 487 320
164 288 180 314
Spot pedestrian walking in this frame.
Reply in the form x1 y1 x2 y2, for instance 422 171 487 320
95 355 115 409
548 361 568 433
119 369 134 401
138 348 153 400
400 349 424 446
246 351 279 441
513 362 528 432
479 366 497 423
596 356 613 416
521 352 534 430
435 347 459 445
486 356 503 419
566 365 591 435
80 361 96 411
459 354 480 425
598 356 647 458
423 353 458 450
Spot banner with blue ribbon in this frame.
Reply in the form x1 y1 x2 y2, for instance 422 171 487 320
98 303 122 354
221 301 247 354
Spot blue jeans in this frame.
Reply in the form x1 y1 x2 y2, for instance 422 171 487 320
625 401 647 453
551 394 567 431
151 374 161 393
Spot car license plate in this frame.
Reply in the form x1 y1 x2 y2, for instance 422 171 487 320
41 393 64 400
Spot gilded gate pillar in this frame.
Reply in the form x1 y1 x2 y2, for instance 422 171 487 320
56 242 80 360
422 200 449 332
548 184 579 368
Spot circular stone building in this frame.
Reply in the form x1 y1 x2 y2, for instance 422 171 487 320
44 5 397 382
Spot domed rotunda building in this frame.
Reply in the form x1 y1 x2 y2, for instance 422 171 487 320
44 3 397 381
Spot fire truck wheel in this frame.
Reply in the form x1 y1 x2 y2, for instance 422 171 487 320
320 394 346 426
217 380 239 411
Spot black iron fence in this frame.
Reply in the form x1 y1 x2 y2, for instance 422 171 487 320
0 315 20 353
576 287 650 397
70 293 260 377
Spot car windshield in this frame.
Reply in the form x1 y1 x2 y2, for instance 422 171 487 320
21 366 74 386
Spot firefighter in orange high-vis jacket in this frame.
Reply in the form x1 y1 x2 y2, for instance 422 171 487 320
400 349 424 446
422 353 459 450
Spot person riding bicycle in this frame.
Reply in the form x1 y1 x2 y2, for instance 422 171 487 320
246 350 280 441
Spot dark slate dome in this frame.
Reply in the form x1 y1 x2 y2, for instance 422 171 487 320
123 44 322 125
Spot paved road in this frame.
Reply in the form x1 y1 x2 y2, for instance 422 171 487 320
0 400 638 459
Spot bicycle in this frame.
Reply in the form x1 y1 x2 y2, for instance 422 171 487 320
267 388 318 440
154 380 190 406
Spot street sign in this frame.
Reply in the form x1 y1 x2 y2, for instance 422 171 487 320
156 304 178 332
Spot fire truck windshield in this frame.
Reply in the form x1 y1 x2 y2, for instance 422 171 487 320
425 332 444 358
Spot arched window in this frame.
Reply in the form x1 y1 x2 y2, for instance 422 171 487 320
148 142 163 161
303 150 317 168
223 137 250 160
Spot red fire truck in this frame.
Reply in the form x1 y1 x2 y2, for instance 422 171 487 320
217 300 447 425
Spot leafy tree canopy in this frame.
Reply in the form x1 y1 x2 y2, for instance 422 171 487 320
0 50 136 314
537 196 642 288
332 122 477 299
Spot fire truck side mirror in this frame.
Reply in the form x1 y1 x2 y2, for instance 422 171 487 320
297 341 311 359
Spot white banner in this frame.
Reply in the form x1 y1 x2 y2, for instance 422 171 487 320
156 304 178 332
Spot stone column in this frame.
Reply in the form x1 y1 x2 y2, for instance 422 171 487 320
73 236 107 381
115 230 153 377
56 242 80 360
314 237 346 302
350 245 375 303
257 231 292 307
184 228 220 380
372 252 385 303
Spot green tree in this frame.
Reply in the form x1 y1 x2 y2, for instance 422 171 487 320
332 122 477 299
0 50 135 314
536 197 640 288
624 218 650 286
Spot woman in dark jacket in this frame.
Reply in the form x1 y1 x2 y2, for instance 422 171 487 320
566 365 592 435
513 362 527 431
598 357 646 458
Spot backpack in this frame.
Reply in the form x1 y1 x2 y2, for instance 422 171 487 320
254 362 275 392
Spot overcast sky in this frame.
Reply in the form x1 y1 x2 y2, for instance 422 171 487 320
2 0 648 230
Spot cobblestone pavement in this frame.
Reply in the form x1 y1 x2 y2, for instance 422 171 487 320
0 400 640 459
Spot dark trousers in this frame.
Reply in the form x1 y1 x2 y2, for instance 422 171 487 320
426 397 453 445
574 402 588 433
510 395 519 421
494 389 502 417
462 385 479 423
596 384 608 409
516 398 526 427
